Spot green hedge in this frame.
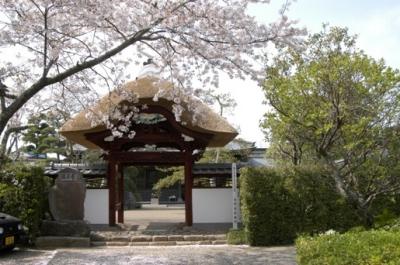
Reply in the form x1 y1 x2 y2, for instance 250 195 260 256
240 167 296 245
239 166 360 246
296 230 400 265
0 163 50 240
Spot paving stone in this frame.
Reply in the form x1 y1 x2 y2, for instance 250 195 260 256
203 235 218 241
153 235 168 242
90 228 230 248
131 235 152 242
176 241 199 246
90 233 109 241
129 242 150 246
198 240 213 245
35 236 90 249
214 234 227 240
149 241 176 246
106 241 129 246
167 235 184 241
212 240 227 245
91 241 107 247
110 236 130 242
183 235 204 241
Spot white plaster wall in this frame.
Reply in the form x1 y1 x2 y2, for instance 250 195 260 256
193 188 240 223
84 189 108 224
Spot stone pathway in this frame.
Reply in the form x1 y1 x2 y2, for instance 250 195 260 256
91 232 227 246
0 245 297 265
90 222 228 235
90 217 230 246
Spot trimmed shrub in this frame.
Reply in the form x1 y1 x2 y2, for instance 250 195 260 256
0 163 50 240
227 229 247 245
240 167 297 245
296 230 400 265
239 166 361 246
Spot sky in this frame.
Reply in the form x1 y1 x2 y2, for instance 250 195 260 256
229 0 400 147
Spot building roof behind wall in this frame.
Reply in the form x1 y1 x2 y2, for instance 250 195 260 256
44 148 272 178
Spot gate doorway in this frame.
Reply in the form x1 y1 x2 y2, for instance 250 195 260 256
123 165 185 231
123 166 184 208
59 76 238 226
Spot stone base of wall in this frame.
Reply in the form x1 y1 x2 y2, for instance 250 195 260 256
35 236 90 249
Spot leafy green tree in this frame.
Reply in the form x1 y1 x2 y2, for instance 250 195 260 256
262 26 400 227
153 166 184 191
22 113 66 160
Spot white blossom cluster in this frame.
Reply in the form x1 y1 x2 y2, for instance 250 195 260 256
84 89 142 141
0 0 305 142
84 79 205 142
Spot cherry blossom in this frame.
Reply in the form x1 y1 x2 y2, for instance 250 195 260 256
0 0 305 155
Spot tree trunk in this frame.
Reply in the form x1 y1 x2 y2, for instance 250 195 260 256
359 206 374 228
215 148 220 163
324 156 375 227
0 125 31 165
339 179 374 227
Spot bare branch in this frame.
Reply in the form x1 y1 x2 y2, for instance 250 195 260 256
0 125 32 158
105 18 127 41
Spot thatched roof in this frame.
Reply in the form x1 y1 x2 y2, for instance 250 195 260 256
60 76 238 149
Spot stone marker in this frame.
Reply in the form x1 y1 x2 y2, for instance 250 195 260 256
49 168 86 220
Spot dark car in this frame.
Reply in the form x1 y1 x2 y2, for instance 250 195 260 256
0 213 25 251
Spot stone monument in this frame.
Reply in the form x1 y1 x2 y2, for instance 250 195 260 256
41 167 90 238
49 167 86 220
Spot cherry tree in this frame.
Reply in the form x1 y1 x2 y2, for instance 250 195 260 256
0 0 304 160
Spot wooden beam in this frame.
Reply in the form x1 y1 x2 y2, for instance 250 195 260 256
117 164 124 223
184 151 194 226
108 160 116 226
104 151 187 165
85 125 187 151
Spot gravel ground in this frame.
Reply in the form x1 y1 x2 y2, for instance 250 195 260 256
0 245 296 265
124 207 185 226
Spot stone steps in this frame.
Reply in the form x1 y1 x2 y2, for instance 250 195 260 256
90 234 227 247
